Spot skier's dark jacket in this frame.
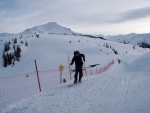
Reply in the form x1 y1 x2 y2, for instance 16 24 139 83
71 52 85 66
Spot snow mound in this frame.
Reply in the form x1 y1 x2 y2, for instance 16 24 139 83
128 51 150 72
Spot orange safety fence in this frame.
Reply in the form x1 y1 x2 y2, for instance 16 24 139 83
0 59 114 109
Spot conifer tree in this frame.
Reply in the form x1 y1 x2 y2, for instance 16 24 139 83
14 38 17 44
13 45 16 50
25 41 28 46
7 53 13 65
8 40 11 44
4 42 10 52
3 52 7 67
14 45 21 61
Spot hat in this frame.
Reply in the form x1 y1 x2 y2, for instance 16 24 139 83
74 51 80 55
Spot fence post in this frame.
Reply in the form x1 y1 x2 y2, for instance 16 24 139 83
90 67 92 75
60 71 62 84
100 68 102 73
102 67 104 72
59 65 64 84
83 62 87 76
68 55 72 80
96 67 98 74
34 60 42 92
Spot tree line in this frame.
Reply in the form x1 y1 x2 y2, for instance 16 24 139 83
2 38 28 67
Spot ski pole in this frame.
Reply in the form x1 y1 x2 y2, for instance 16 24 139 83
83 61 87 76
68 55 72 84
83 61 88 81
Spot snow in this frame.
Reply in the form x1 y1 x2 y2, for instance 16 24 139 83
0 33 147 77
128 51 150 72
0 23 150 113
20 22 75 35
106 33 150 46
1 72 150 113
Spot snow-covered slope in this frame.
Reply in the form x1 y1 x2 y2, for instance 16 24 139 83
106 33 150 47
0 33 148 78
1 31 150 113
20 22 75 35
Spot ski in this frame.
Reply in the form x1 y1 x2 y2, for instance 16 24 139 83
68 84 75 87
68 82 82 87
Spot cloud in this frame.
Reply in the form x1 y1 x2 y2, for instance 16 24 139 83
0 0 150 34
111 7 150 23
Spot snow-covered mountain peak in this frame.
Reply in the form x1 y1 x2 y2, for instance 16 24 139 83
20 22 75 35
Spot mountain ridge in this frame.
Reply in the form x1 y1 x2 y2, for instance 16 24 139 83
106 33 150 48
1 22 150 48
0 33 13 37
20 22 76 35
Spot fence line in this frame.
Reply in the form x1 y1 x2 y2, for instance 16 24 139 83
0 60 114 109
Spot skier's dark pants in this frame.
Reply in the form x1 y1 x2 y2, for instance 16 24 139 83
74 65 83 83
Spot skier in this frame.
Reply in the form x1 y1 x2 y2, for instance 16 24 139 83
70 51 85 84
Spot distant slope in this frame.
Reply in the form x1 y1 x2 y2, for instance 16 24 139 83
106 33 150 48
20 22 76 35
0 33 13 37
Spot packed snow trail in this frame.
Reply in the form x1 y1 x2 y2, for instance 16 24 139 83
1 72 150 113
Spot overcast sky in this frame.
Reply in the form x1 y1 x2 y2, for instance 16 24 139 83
0 0 150 35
